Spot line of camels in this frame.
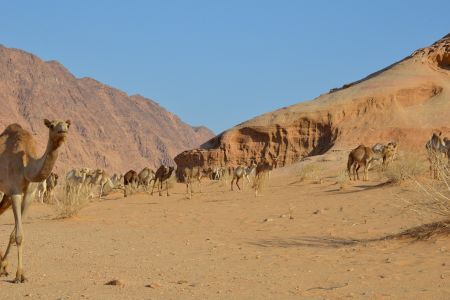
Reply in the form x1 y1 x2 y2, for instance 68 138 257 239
0 119 446 283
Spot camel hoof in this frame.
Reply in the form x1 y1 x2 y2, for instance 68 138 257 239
0 262 8 277
14 274 27 283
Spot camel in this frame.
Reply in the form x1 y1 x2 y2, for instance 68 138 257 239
151 165 175 196
123 170 138 197
231 162 257 191
426 132 449 178
182 166 209 199
110 173 124 189
347 143 397 181
0 119 70 283
138 167 155 192
86 169 112 198
44 172 58 204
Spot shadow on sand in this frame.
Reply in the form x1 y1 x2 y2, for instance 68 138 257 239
249 220 450 249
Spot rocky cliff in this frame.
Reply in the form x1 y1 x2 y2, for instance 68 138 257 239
175 34 450 171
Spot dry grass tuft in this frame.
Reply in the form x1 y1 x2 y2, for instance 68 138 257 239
298 163 324 183
54 183 92 218
253 171 270 196
336 170 350 190
384 154 426 184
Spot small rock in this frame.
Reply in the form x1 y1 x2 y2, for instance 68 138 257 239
279 214 287 218
177 280 188 284
146 282 162 288
385 258 392 263
441 274 445 279
313 210 321 215
105 279 125 287
25 294 32 297
263 218 273 222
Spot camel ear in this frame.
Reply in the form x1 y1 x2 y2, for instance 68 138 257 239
44 119 52 128
66 120 71 128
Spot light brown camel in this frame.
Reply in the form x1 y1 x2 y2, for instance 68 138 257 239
182 166 208 199
151 166 175 196
138 167 155 192
347 143 396 181
231 162 256 191
44 172 58 204
0 119 70 283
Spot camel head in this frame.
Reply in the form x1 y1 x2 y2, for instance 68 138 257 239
44 119 70 148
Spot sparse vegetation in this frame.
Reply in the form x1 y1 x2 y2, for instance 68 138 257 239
336 170 349 190
55 183 92 218
384 154 426 184
298 163 324 183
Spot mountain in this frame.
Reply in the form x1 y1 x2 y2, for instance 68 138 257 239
175 34 450 170
0 45 214 173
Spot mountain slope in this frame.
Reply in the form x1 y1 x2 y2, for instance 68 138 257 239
0 45 214 173
175 34 450 170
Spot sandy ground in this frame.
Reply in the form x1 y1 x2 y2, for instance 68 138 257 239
1 155 450 299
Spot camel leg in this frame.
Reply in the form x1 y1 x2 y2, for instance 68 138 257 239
150 180 158 196
11 194 26 283
159 180 163 196
355 164 361 181
166 180 170 196
231 177 235 191
236 177 241 190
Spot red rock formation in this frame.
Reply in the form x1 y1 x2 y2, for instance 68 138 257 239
175 34 450 171
0 45 214 173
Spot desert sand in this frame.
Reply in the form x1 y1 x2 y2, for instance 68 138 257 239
1 152 449 299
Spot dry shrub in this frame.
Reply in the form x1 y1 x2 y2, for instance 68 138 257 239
336 170 349 190
55 183 92 218
400 153 450 239
253 171 270 196
384 154 426 184
298 163 323 183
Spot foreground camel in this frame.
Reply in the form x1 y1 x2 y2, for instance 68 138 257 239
231 162 256 191
123 170 138 197
0 119 70 283
347 142 398 181
151 166 175 196
182 166 209 199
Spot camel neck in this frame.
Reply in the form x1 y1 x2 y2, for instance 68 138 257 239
25 137 60 182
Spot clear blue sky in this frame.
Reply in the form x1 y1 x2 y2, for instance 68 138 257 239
0 1 449 133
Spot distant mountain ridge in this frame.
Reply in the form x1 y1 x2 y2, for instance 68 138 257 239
0 44 214 173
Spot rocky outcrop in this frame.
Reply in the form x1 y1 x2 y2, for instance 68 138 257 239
175 34 450 171
0 45 214 173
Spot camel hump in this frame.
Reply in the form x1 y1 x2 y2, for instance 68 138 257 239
1 123 30 138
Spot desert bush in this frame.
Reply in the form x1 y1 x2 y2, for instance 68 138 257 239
336 170 349 190
384 154 426 184
298 163 324 183
253 171 270 196
54 183 92 218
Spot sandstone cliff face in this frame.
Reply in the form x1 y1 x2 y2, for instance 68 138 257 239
175 34 450 171
0 45 214 173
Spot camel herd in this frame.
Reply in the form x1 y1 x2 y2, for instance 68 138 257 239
0 118 447 284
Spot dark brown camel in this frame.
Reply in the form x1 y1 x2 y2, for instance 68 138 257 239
123 170 138 197
151 166 175 196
